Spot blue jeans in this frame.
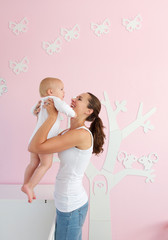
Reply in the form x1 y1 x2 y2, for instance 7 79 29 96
54 202 88 240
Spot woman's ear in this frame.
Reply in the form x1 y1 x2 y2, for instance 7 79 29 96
86 108 93 116
46 88 52 96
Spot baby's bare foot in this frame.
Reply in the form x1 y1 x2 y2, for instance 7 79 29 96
21 184 33 203
33 191 36 200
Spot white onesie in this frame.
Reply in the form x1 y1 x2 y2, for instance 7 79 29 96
29 96 75 143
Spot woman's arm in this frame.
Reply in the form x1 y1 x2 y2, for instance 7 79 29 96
28 127 88 154
28 98 90 154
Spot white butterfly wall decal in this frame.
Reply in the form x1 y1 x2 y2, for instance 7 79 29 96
42 37 62 55
122 14 142 32
61 24 80 42
142 120 154 133
91 18 111 37
9 57 29 75
9 17 28 35
0 78 8 96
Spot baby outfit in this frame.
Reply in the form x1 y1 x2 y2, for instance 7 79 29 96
29 96 75 143
54 126 93 212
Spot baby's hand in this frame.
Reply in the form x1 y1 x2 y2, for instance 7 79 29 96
73 113 77 118
71 112 77 118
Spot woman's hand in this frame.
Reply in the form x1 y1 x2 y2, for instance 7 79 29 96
33 101 41 116
43 98 57 118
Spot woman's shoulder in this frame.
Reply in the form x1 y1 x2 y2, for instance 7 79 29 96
75 127 92 142
60 126 91 139
59 128 70 135
62 127 90 139
59 127 92 149
76 126 92 136
74 127 93 149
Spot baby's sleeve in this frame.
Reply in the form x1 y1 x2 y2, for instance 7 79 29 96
53 98 75 117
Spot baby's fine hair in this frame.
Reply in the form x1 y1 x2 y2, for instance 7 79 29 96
39 77 61 97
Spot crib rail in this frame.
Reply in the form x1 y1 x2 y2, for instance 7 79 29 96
48 215 55 240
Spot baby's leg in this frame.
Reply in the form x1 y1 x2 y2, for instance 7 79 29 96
28 154 53 188
21 153 40 202
23 153 40 184
24 154 53 202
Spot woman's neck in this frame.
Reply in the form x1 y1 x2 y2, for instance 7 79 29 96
70 118 85 130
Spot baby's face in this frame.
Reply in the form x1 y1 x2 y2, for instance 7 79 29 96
52 81 65 100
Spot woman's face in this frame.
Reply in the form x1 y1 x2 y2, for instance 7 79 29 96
71 93 91 118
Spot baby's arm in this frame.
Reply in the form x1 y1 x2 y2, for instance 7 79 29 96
53 97 75 117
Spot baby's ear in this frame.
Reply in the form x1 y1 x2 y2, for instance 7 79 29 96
47 88 52 95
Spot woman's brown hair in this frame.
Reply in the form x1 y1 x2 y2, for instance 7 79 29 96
86 92 106 155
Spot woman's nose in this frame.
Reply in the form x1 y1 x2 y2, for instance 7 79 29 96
71 96 76 101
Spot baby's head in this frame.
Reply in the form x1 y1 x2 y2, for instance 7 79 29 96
39 77 64 100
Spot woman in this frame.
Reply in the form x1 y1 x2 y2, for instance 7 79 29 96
28 92 106 240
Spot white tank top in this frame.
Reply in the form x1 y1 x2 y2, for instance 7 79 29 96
54 126 93 212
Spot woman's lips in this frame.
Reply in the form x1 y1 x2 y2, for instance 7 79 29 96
71 102 76 108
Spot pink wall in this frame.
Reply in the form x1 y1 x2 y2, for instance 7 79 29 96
0 0 168 239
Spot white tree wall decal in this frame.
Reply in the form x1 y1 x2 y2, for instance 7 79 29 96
85 91 158 240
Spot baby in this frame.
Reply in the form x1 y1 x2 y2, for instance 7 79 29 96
21 77 75 203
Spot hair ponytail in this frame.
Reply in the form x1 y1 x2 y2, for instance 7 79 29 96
86 93 106 155
90 116 105 155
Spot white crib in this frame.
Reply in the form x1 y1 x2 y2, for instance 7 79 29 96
48 217 55 240
0 185 56 240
